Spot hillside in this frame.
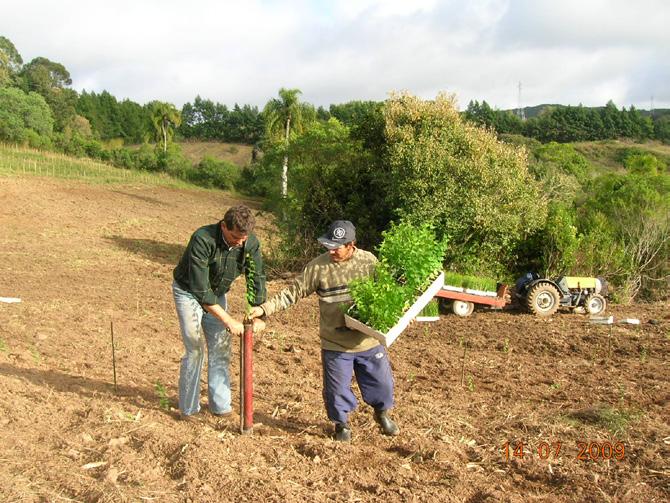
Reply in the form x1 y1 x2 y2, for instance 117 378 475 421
572 139 670 172
0 149 668 502
179 141 254 167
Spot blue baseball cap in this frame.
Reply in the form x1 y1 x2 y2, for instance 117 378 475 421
317 220 356 249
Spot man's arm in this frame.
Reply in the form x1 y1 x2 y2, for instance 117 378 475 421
248 260 319 318
203 303 244 336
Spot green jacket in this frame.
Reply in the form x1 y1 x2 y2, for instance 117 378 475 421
173 221 266 306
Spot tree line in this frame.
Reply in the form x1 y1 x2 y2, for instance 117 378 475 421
465 99 670 143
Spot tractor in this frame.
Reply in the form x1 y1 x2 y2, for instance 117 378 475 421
514 273 608 317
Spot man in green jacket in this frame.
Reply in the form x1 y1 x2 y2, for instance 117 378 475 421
173 205 266 419
249 220 399 441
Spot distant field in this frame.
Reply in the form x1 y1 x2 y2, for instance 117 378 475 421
179 141 254 167
573 139 670 173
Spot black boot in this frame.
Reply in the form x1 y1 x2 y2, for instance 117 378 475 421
334 422 352 442
374 409 399 436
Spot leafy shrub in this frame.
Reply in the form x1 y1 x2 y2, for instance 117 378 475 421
190 156 240 190
622 152 664 176
0 87 54 144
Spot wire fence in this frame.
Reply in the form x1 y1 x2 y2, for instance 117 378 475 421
0 143 183 187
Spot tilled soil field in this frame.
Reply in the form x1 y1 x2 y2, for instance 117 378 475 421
0 176 668 502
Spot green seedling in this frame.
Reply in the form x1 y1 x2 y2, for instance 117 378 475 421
0 337 7 352
420 299 439 317
502 337 510 353
155 382 170 411
244 252 256 318
30 346 41 364
350 221 447 332
466 375 475 392
443 271 498 292
639 346 648 364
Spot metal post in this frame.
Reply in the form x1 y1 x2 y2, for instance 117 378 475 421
240 320 254 434
110 320 118 392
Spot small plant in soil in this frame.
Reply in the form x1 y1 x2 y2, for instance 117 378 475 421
466 375 475 392
639 346 648 364
154 381 170 411
0 337 7 352
30 346 41 363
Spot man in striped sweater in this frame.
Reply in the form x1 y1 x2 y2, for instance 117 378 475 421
249 220 399 442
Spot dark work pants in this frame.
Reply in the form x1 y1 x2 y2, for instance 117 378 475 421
321 345 395 424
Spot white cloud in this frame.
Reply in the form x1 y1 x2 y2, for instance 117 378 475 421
1 0 668 109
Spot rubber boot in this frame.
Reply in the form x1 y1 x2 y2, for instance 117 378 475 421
374 409 399 436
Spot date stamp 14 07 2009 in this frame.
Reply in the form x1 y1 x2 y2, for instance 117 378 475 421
502 440 626 462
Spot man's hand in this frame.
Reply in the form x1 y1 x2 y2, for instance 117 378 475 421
248 306 264 319
226 319 244 336
252 317 266 333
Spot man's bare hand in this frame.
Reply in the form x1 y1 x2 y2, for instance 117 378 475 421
252 318 266 333
226 319 244 336
248 306 264 319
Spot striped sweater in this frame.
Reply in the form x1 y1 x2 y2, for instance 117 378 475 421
260 249 379 352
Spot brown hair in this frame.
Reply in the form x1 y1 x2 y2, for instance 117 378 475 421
223 205 255 233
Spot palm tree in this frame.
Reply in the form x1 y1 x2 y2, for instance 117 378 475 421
150 101 182 152
263 88 304 198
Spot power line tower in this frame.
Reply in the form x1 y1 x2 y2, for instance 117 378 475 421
517 81 526 120
650 95 654 118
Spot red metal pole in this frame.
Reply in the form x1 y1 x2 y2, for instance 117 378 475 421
240 320 254 434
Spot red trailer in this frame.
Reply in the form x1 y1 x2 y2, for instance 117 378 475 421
434 283 509 317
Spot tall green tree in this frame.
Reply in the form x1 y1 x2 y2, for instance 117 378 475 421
19 57 76 131
0 36 23 86
263 88 307 198
384 92 546 276
149 101 181 152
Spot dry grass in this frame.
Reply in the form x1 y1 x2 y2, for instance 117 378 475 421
179 141 253 167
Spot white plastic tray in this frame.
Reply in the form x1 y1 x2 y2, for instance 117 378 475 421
344 272 445 347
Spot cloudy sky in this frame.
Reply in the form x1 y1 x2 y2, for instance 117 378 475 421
2 0 668 110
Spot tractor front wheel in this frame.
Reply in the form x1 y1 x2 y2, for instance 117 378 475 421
452 300 474 317
527 283 560 317
585 294 607 315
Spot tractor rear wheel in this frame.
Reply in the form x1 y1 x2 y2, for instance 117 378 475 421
452 300 474 317
527 283 560 317
585 294 607 315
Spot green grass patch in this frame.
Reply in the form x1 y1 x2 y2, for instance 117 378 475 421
0 337 7 352
443 271 498 292
565 405 641 435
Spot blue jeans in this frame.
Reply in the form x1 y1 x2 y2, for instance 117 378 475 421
172 281 232 416
321 345 395 424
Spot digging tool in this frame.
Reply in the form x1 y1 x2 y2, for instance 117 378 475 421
240 319 254 434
